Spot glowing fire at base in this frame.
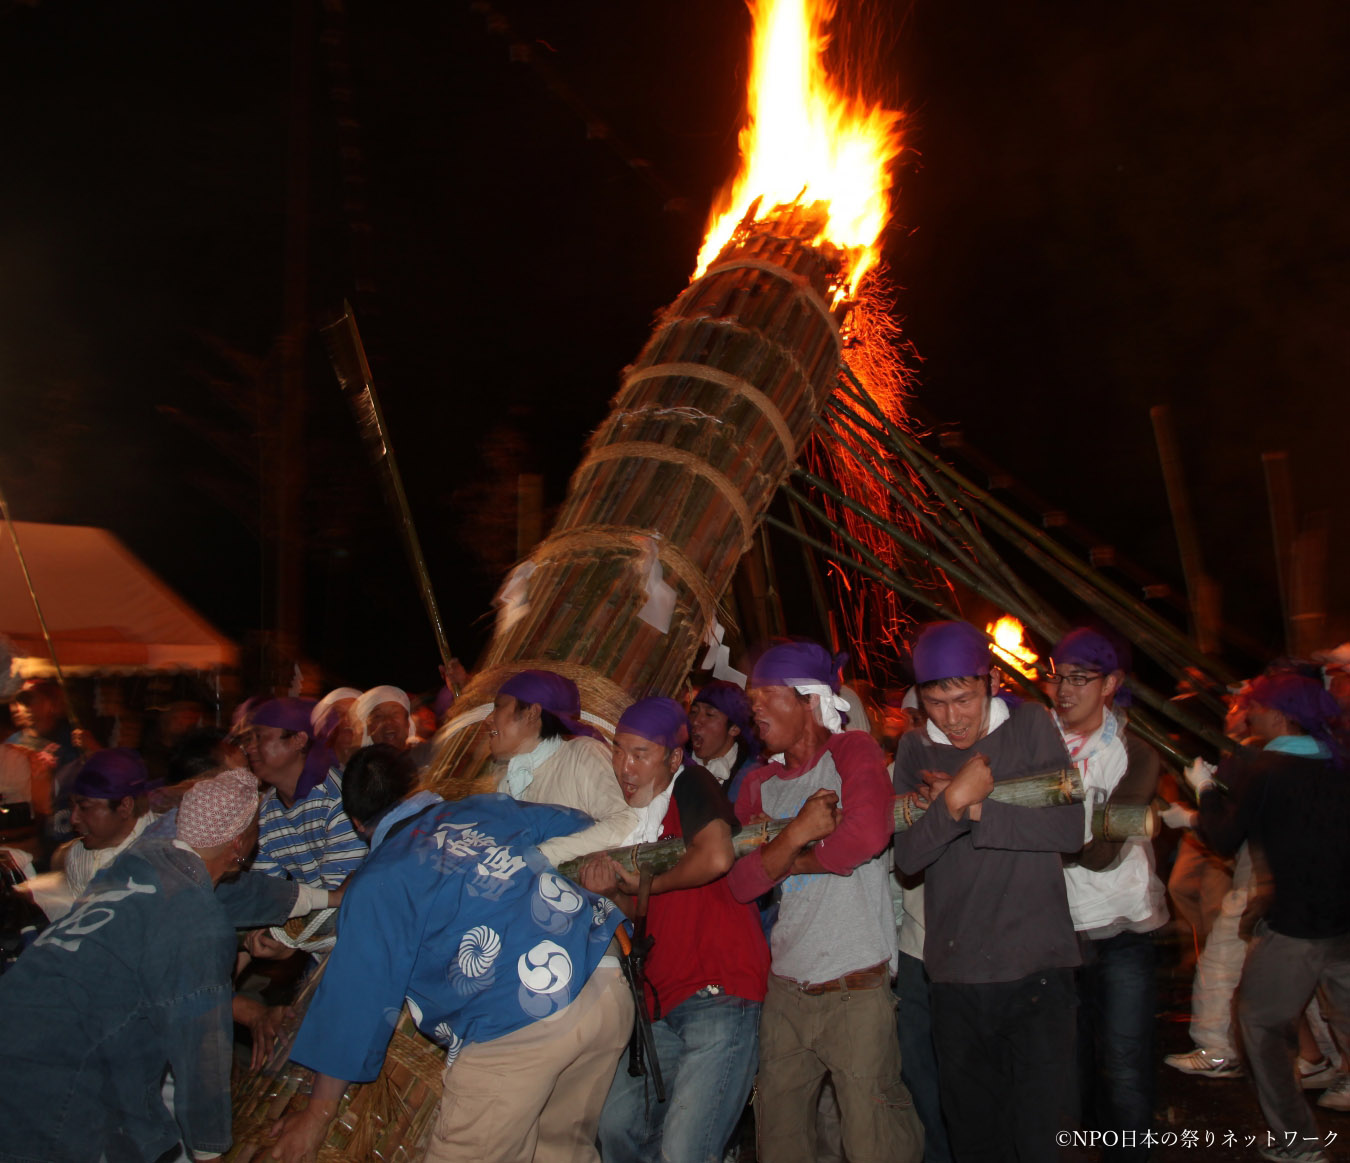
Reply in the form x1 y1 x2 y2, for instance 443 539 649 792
695 0 904 294
987 615 1039 678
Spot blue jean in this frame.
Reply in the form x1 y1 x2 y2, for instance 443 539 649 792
598 989 760 1163
1077 930 1157 1161
893 952 952 1163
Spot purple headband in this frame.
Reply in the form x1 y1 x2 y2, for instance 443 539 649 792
252 697 317 736
1051 628 1120 674
693 680 755 739
70 748 149 802
750 641 847 692
498 670 602 740
617 697 690 751
1051 627 1133 707
912 621 990 684
1247 673 1340 737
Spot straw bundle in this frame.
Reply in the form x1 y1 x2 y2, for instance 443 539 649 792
427 203 854 799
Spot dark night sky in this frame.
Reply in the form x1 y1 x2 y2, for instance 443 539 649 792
1 0 1346 692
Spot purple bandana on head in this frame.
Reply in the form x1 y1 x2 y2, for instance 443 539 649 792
912 621 990 685
617 697 690 751
1247 673 1340 738
1051 628 1120 674
692 680 758 757
1052 627 1133 707
70 749 149 802
498 670 602 740
749 641 847 692
252 697 317 736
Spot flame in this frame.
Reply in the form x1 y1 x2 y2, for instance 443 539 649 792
986 616 1039 679
695 0 903 294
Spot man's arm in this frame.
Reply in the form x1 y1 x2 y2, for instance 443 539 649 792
267 1072 348 1163
533 738 641 865
1195 755 1250 857
807 733 896 876
971 799 1088 853
726 787 838 902
289 873 419 1085
581 817 736 913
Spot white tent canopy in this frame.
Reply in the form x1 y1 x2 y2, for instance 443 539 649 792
0 521 237 674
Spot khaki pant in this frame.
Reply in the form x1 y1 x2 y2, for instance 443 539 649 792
756 972 924 1163
425 966 632 1163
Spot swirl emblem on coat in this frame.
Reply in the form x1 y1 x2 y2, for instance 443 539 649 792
433 1022 465 1066
456 924 502 978
537 872 584 914
517 939 573 995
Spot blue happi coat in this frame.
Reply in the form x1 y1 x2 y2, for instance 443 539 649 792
291 792 622 1083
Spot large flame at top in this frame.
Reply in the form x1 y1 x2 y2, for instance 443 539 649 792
696 0 904 293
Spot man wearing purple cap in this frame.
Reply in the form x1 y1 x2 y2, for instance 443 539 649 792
579 697 769 1163
32 749 157 919
244 697 365 890
485 670 638 865
893 620 1083 1163
1048 628 1167 1159
0 770 261 1162
1191 673 1350 1154
689 679 759 800
725 640 922 1163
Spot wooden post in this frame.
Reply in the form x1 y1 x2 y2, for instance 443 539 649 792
1150 405 1220 654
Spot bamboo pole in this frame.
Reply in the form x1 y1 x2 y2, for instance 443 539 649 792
834 366 1239 691
769 495 1225 761
555 766 1159 881
321 303 456 677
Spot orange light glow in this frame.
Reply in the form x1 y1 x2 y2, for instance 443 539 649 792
695 0 904 295
987 616 1039 678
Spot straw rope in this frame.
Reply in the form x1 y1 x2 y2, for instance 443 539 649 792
643 314 826 414
439 658 632 743
619 362 797 462
529 524 728 636
579 442 755 551
702 256 843 350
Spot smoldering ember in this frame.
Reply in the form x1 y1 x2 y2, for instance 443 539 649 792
0 1 1347 1162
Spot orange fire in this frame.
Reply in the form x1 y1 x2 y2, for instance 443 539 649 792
695 0 904 295
987 616 1039 678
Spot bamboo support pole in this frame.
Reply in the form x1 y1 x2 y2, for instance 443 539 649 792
555 766 1157 881
834 367 1238 693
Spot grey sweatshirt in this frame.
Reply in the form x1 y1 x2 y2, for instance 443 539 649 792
893 700 1085 984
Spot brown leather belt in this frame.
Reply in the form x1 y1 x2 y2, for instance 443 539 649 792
785 961 890 996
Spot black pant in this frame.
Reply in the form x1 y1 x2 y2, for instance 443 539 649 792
930 969 1078 1163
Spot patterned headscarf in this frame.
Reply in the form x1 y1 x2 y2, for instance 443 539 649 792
177 769 260 848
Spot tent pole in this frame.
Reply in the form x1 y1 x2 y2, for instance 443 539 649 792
0 484 82 731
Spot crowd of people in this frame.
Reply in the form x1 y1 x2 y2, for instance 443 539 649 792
0 625 1347 1163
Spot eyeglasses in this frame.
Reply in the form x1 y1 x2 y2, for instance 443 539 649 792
1043 672 1104 687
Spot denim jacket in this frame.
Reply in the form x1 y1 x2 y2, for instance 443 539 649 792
0 839 236 1162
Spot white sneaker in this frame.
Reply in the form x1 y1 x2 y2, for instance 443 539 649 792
1164 1047 1244 1078
1296 1055 1339 1088
1317 1072 1350 1111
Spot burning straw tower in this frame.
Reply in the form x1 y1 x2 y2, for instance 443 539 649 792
430 201 868 791
227 1 903 1156
430 0 903 791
